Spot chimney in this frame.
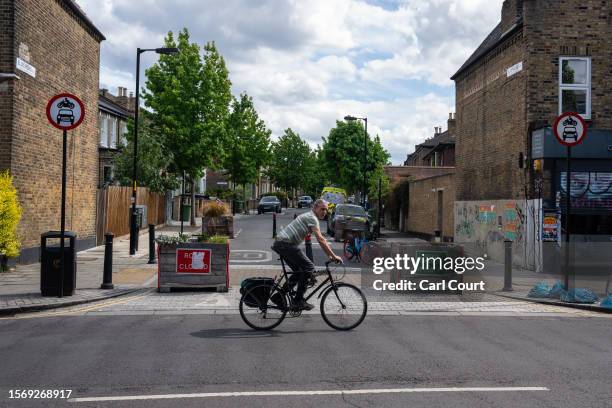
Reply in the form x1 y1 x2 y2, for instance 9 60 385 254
500 0 523 35
447 113 456 135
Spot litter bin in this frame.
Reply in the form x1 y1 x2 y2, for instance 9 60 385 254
41 231 77 296
182 204 191 222
233 200 244 214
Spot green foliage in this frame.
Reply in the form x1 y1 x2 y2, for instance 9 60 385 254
0 171 22 262
114 112 179 192
197 234 229 244
320 120 390 196
267 128 312 193
301 147 327 198
155 233 190 245
143 29 232 183
223 92 272 186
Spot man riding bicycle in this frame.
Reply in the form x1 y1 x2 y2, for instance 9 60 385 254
271 199 342 310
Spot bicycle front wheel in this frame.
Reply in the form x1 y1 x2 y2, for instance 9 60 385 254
239 284 287 330
320 283 367 330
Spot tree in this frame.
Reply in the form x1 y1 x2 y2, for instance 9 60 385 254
114 111 179 193
320 120 390 197
268 128 312 196
223 92 272 196
143 29 232 224
301 146 327 198
0 171 22 271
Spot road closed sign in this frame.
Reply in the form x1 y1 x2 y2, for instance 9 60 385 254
46 93 85 131
553 112 587 147
176 249 211 274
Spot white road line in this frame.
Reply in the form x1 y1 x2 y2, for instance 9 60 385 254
234 228 242 238
70 386 548 402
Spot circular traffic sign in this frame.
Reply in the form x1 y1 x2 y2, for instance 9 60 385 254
46 93 85 131
553 112 586 147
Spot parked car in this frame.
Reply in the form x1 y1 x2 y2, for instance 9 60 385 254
258 196 281 214
327 204 369 241
297 195 313 208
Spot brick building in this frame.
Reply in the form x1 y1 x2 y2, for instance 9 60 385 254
0 0 104 263
452 0 612 269
404 114 456 167
98 87 134 187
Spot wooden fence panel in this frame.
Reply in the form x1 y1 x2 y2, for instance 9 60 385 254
96 186 166 240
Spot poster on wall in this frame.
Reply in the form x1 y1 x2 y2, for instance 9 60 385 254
542 211 560 243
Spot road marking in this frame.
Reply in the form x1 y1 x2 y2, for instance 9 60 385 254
70 386 549 402
234 228 242 238
230 250 273 263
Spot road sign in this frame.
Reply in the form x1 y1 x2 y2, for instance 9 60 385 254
46 93 85 131
176 249 211 274
553 112 586 147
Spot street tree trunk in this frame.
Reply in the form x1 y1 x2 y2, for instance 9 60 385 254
190 178 196 227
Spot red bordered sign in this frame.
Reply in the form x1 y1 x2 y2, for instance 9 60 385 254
176 249 211 274
553 112 587 147
46 93 85 131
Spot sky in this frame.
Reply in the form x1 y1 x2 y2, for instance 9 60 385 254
76 0 505 165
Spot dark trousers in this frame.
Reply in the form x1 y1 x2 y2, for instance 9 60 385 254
272 240 315 300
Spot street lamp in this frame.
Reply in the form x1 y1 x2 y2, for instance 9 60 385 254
344 115 368 207
130 47 179 255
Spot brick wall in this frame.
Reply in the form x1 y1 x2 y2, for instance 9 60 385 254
384 166 455 184
454 28 527 201
405 173 455 240
9 0 103 262
0 0 14 171
524 0 612 129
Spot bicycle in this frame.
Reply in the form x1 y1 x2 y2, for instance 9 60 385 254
343 230 383 266
239 259 367 331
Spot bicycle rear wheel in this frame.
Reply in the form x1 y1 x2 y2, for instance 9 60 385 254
360 241 383 266
239 284 287 330
320 283 367 330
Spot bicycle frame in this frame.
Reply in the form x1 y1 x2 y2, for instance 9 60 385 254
275 257 345 308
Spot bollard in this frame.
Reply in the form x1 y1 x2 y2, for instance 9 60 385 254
305 233 313 262
433 229 441 243
272 212 277 238
148 224 156 264
293 213 297 220
503 239 513 291
101 233 114 289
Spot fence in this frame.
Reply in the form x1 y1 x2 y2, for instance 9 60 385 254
96 186 166 245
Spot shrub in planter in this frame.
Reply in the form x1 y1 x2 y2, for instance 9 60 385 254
0 171 22 272
202 202 234 238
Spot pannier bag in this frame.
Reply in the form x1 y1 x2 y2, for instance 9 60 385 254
240 277 275 307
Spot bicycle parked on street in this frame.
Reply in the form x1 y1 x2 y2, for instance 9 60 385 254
239 259 367 331
342 230 383 266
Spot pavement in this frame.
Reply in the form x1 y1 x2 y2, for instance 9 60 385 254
1 208 610 316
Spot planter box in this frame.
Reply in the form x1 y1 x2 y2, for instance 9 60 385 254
157 242 229 292
202 216 234 238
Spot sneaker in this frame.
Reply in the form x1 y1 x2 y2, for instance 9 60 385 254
293 299 315 311
270 292 284 307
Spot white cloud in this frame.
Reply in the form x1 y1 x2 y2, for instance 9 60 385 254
76 0 504 164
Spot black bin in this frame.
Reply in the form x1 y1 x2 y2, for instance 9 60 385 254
41 231 77 296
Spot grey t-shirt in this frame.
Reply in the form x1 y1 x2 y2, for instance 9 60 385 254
277 211 320 245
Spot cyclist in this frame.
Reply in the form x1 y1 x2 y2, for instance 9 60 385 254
272 199 343 310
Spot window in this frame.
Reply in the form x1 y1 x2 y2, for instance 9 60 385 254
120 121 128 147
559 57 591 119
109 116 117 148
99 111 108 147
103 165 113 183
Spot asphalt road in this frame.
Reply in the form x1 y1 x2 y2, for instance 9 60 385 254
0 314 610 408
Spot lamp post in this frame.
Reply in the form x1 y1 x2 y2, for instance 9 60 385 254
130 47 179 255
344 115 368 207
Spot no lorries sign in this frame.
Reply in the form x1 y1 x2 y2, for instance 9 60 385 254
46 93 85 131
553 112 587 147
176 249 211 274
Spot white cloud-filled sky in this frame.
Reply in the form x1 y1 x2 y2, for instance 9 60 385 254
76 0 504 164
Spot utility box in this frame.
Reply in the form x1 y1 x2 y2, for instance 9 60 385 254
40 231 77 296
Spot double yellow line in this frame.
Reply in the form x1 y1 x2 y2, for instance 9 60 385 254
0 290 152 320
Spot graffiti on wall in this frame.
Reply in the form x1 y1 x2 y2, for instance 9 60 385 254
503 203 525 243
455 200 527 244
